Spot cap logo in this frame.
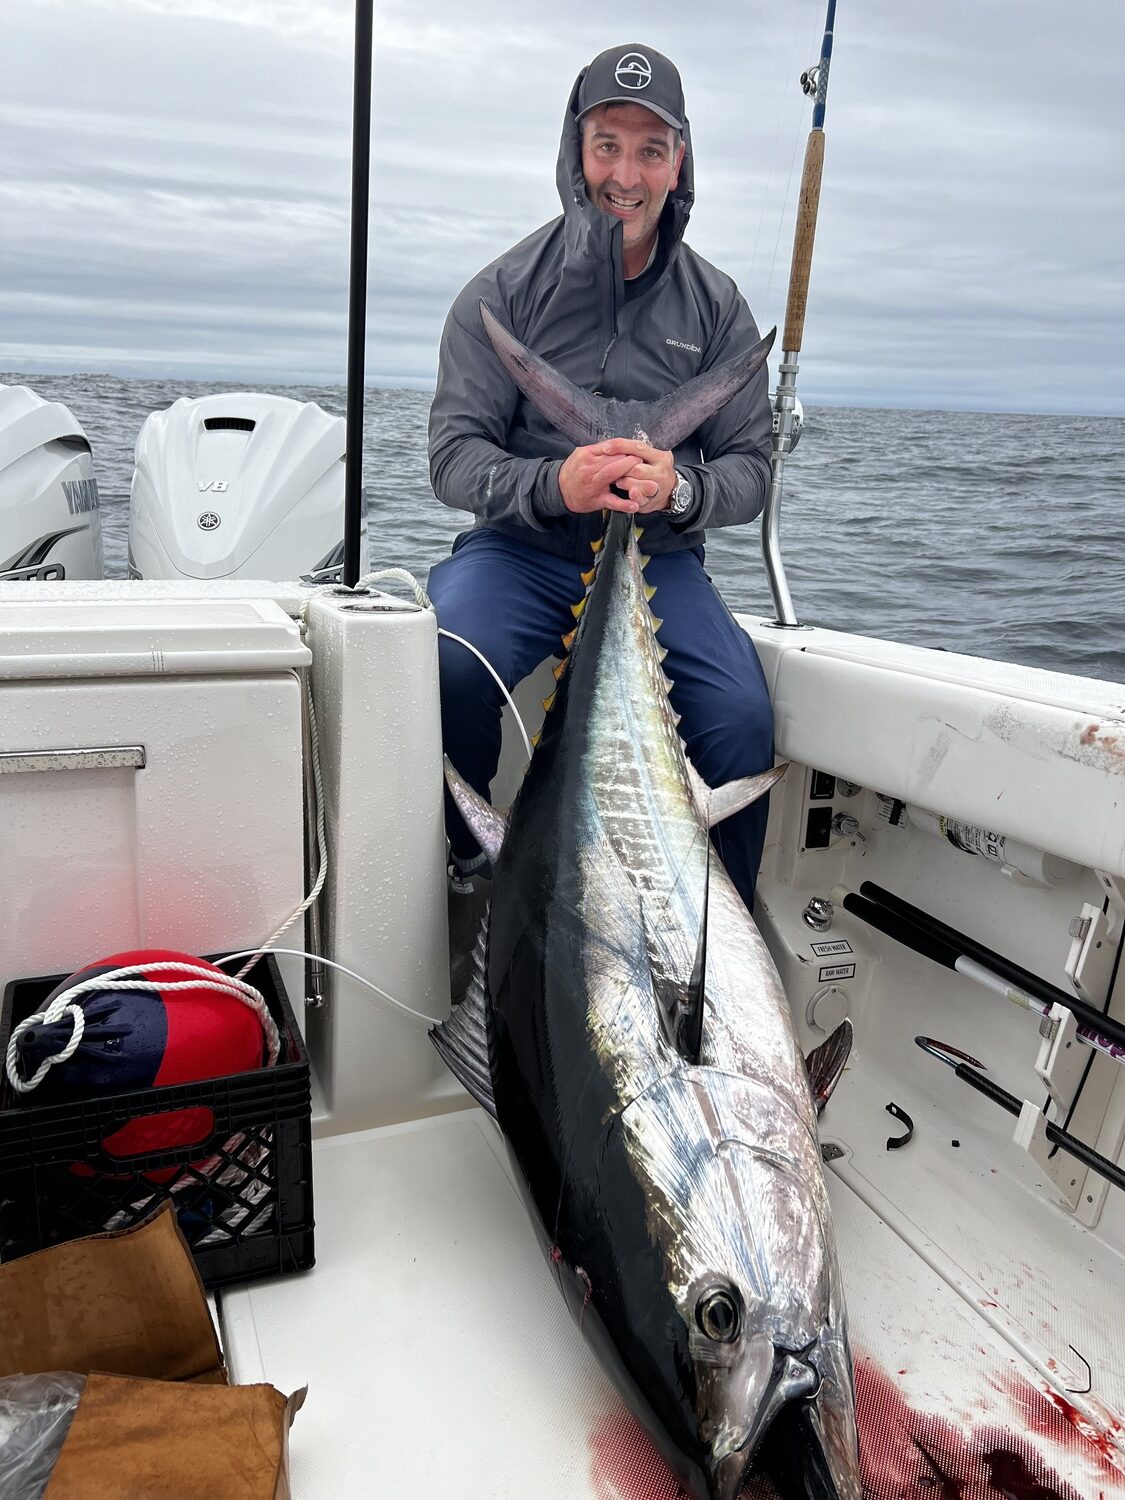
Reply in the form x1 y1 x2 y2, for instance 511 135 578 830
614 52 652 91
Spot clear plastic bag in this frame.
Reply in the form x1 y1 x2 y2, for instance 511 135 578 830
0 1372 85 1500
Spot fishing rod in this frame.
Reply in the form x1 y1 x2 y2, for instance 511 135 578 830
841 883 1125 1064
915 1037 1125 1194
342 0 374 588
762 0 837 628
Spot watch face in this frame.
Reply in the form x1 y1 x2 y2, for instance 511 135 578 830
671 475 692 515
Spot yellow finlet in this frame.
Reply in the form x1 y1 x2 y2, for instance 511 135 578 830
639 553 651 571
581 567 596 587
644 584 657 602
542 690 557 713
571 598 587 620
530 732 541 749
650 615 664 632
633 526 643 542
561 628 577 650
590 537 604 554
551 659 567 682
657 646 669 663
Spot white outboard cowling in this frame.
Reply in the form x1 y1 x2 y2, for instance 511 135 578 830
129 392 363 581
0 384 104 582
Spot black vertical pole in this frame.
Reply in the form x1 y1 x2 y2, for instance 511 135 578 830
342 0 373 587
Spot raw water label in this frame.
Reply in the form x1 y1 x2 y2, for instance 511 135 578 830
819 962 856 982
810 939 853 957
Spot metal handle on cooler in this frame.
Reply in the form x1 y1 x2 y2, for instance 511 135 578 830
0 745 146 774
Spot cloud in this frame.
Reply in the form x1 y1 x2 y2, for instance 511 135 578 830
4 0 1124 410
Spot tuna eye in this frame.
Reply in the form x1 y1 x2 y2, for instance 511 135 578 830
696 1288 740 1343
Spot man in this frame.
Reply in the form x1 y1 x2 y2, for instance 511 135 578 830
428 44 774 990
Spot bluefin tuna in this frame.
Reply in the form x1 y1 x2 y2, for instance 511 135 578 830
432 305 861 1500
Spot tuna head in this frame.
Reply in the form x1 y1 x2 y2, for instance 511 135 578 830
594 1071 861 1500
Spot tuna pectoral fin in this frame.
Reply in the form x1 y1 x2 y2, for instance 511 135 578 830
443 757 507 866
479 302 604 447
646 326 777 450
430 926 498 1119
685 761 789 829
805 1019 853 1116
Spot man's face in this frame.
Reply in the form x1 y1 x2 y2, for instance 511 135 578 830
581 103 685 266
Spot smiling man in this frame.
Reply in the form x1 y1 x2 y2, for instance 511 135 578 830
428 45 774 997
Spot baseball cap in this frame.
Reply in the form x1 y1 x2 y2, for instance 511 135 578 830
576 45 686 132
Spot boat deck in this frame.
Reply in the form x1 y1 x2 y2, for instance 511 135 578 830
219 1047 1125 1500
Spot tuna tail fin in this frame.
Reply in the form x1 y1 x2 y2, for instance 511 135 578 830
645 326 777 450
479 301 776 454
479 302 604 446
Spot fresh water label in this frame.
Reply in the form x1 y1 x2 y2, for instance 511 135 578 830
819 962 856 982
810 939 853 957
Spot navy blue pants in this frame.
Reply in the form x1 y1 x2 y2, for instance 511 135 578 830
427 528 774 910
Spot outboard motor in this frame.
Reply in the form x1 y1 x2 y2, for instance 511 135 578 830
0 384 104 582
129 392 363 581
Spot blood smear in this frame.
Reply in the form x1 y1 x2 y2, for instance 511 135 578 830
586 1359 1124 1500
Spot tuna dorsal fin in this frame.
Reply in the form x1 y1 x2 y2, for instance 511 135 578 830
805 1019 853 1116
646 327 777 450
684 760 789 829
430 922 497 1118
480 302 604 446
443 757 507 866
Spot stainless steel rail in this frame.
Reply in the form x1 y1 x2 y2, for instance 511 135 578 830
0 745 146 774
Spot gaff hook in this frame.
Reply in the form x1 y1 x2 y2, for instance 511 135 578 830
915 1036 985 1070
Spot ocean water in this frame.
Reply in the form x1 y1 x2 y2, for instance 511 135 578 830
5 371 1124 684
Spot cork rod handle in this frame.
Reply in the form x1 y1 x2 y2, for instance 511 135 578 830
782 129 825 355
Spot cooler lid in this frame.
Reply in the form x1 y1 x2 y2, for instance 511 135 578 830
0 595 310 679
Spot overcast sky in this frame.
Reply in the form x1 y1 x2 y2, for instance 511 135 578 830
3 0 1123 412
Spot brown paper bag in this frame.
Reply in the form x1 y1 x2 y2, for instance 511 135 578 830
44 1373 305 1500
0 1203 303 1494
0 1202 226 1384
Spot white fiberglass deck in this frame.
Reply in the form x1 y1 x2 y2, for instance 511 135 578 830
219 1065 1125 1500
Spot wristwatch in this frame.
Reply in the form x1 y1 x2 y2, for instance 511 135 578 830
668 469 695 519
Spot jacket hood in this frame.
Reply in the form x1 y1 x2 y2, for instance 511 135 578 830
555 62 696 271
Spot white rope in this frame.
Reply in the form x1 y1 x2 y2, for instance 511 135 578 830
216 947 443 1027
5 961 280 1095
356 566 432 608
5 994 85 1094
234 670 327 980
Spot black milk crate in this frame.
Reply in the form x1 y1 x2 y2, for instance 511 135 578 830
0 953 314 1289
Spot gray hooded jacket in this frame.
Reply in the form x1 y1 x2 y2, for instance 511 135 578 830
427 67 772 564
